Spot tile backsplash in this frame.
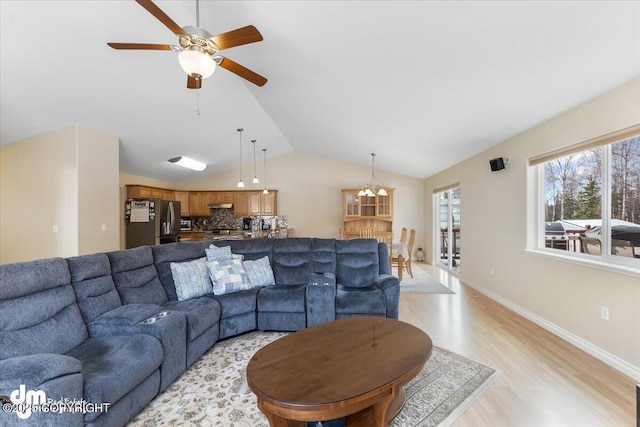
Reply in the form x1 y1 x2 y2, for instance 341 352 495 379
188 209 287 232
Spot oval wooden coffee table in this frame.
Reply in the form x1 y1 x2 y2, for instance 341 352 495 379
247 317 432 427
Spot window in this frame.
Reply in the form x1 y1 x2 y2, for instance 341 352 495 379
434 185 460 273
534 126 640 268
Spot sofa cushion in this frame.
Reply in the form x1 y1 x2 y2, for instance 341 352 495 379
170 258 213 301
207 287 259 319
310 238 337 274
66 334 163 422
243 256 275 287
152 241 212 300
108 247 168 306
0 258 89 359
162 297 221 341
208 258 250 295
226 239 274 261
335 284 386 315
272 238 312 285
257 284 306 312
335 239 380 288
67 253 122 324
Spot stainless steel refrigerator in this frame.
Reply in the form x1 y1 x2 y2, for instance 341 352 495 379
125 199 181 248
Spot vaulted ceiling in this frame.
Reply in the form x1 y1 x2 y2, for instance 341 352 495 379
1 1 639 182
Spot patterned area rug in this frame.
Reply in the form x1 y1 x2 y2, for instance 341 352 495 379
129 331 499 427
396 265 455 294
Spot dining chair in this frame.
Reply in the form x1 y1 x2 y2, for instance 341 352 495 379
579 237 601 255
374 231 394 271
399 227 407 245
359 227 375 238
403 229 416 278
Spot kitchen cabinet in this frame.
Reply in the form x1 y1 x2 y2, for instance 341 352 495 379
180 231 205 241
189 192 210 216
209 192 234 203
234 192 249 216
248 191 277 216
126 185 174 201
174 191 190 216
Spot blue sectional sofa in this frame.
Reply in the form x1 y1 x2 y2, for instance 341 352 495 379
0 238 399 426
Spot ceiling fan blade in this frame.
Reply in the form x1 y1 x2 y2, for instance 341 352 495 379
108 42 173 50
187 75 202 89
218 57 267 87
135 0 186 35
211 25 263 50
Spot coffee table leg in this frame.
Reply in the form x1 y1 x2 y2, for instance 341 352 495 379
259 400 305 427
371 386 403 427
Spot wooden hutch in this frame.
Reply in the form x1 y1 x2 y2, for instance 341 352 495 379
341 189 394 239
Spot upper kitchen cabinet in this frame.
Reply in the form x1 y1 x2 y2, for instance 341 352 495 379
209 192 234 204
234 192 249 216
248 191 277 216
127 185 174 201
174 191 190 216
189 192 211 216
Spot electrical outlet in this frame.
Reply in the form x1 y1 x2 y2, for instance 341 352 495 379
600 306 610 321
490 267 495 275
52 225 58 233
102 224 107 231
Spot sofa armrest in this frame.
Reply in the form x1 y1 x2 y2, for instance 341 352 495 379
306 273 336 327
88 305 187 392
0 354 84 426
374 274 400 319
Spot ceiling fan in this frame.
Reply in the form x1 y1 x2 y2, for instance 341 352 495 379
108 0 267 88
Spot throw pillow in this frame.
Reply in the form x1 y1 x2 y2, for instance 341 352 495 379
205 244 232 261
243 256 276 287
170 258 212 301
207 258 250 295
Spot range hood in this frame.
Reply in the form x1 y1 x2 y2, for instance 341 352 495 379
207 203 233 209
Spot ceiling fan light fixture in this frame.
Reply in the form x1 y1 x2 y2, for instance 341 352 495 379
178 48 216 79
168 156 206 171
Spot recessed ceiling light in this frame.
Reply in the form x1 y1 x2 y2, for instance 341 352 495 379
168 156 206 171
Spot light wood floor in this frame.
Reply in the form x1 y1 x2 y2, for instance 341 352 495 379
398 262 637 427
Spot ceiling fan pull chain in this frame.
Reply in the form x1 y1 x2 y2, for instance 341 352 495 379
195 90 200 115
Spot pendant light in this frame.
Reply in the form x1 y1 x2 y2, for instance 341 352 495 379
251 139 260 184
262 148 269 195
237 128 245 188
358 152 387 197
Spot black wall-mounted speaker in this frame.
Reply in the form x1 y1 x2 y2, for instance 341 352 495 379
490 157 506 172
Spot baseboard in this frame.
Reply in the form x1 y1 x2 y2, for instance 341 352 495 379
460 277 640 383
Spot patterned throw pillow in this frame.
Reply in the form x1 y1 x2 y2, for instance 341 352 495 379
205 244 232 261
207 258 250 295
170 258 213 301
242 256 276 287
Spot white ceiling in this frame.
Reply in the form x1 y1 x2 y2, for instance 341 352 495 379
2 1 639 182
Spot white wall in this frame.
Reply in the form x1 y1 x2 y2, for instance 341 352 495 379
0 125 120 264
423 76 640 377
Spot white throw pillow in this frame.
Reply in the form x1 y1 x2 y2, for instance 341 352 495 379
170 258 212 301
242 256 276 287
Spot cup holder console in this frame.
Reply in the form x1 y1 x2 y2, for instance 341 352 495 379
140 311 170 324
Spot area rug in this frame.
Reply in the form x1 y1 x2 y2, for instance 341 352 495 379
129 331 499 427
396 265 455 295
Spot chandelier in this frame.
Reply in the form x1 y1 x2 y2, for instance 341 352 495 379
358 153 387 197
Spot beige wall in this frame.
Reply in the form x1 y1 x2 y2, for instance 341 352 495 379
423 76 640 378
0 125 119 264
77 125 120 255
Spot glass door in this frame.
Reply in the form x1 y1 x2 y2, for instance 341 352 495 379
434 186 461 273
